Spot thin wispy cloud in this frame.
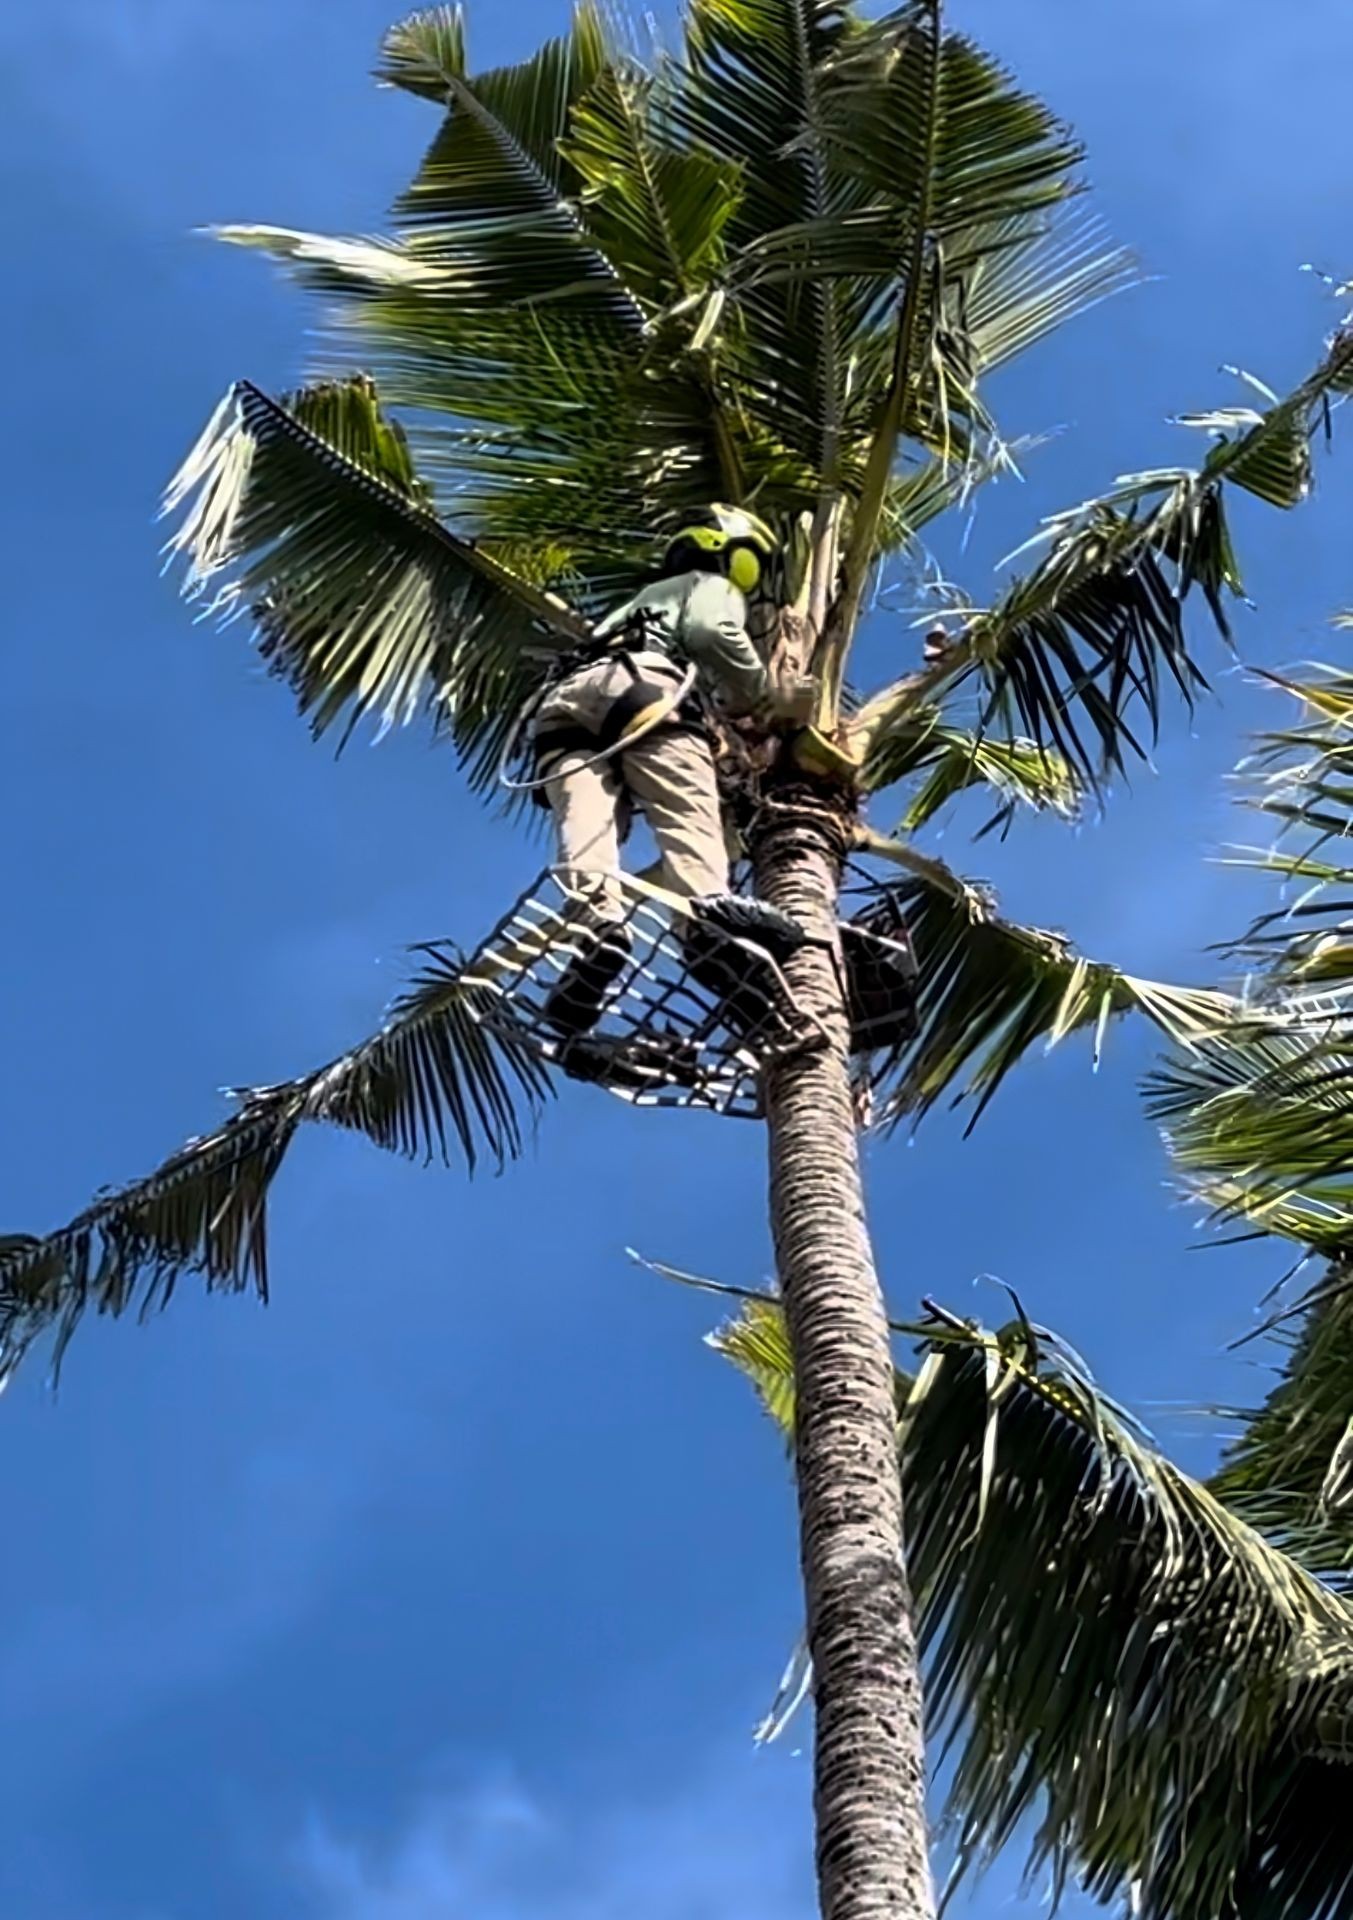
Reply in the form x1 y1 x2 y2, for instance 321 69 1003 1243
294 1753 813 1920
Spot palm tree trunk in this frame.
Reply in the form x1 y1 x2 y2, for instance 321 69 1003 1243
753 790 934 1920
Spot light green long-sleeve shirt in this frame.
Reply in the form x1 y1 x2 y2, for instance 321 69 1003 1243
592 570 770 714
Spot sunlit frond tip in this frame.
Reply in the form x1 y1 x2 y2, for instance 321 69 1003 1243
160 375 587 758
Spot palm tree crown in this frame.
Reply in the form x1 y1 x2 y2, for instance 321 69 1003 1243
5 0 1349 1396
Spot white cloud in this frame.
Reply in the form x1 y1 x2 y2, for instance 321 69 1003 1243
293 1750 813 1920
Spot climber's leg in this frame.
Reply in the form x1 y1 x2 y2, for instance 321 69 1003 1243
544 750 627 921
540 752 633 1036
620 728 730 900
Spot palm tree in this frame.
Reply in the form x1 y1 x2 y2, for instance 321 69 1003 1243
2 6 1349 1915
707 612 1353 1920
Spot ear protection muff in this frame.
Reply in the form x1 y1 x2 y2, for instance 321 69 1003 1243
661 507 774 590
727 544 763 593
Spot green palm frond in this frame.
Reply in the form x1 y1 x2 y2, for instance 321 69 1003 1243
676 0 861 483
163 375 587 780
824 5 1112 654
1146 1001 1353 1255
825 21 1081 236
388 4 634 316
208 0 1129 605
221 10 744 535
851 839 1233 1128
1143 630 1353 1598
705 1294 799 1439
374 4 467 102
711 1295 1353 1920
865 720 1082 832
559 62 745 310
1209 1265 1353 1583
1224 659 1353 982
911 1318 1353 1920
852 328 1353 788
673 0 1114 517
1140 633 1353 1259
955 209 1133 377
0 946 551 1379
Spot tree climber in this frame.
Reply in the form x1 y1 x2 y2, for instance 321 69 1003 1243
528 505 805 1037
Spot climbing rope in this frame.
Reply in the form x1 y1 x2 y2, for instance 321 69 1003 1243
496 661 700 797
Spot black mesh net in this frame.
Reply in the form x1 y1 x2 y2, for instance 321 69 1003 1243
461 869 830 1117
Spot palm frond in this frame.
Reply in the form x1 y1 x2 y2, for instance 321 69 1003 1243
825 4 1101 657
911 1316 1353 1920
389 4 640 319
1222 659 1353 982
220 11 748 535
1143 633 1353 1590
211 225 442 299
1209 1265 1353 1583
851 838 1233 1128
705 1294 799 1440
955 209 1134 378
851 326 1353 788
712 1294 1353 1920
209 1 1129 575
676 0 860 482
374 5 467 104
559 61 744 311
162 376 587 781
866 720 1082 832
0 946 551 1379
1146 999 1353 1250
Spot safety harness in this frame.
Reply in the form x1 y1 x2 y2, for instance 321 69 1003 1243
521 610 712 806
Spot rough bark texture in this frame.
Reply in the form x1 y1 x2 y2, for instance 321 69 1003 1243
753 789 935 1920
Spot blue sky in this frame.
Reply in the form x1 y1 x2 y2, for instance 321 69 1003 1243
3 3 1353 1916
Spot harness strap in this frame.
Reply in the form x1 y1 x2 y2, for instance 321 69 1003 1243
528 641 710 806
529 699 708 807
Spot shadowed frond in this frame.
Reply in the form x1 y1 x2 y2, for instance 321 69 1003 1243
162 376 587 776
0 1092 303 1380
851 839 1233 1128
1209 1266 1353 1583
711 1295 1353 1920
0 946 551 1379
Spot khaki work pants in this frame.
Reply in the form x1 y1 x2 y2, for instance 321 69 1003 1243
536 653 730 921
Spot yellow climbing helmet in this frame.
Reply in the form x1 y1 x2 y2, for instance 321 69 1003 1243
663 503 776 595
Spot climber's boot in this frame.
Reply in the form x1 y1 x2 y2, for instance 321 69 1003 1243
544 923 634 1038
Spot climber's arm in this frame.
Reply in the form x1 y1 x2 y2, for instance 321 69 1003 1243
679 574 772 713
